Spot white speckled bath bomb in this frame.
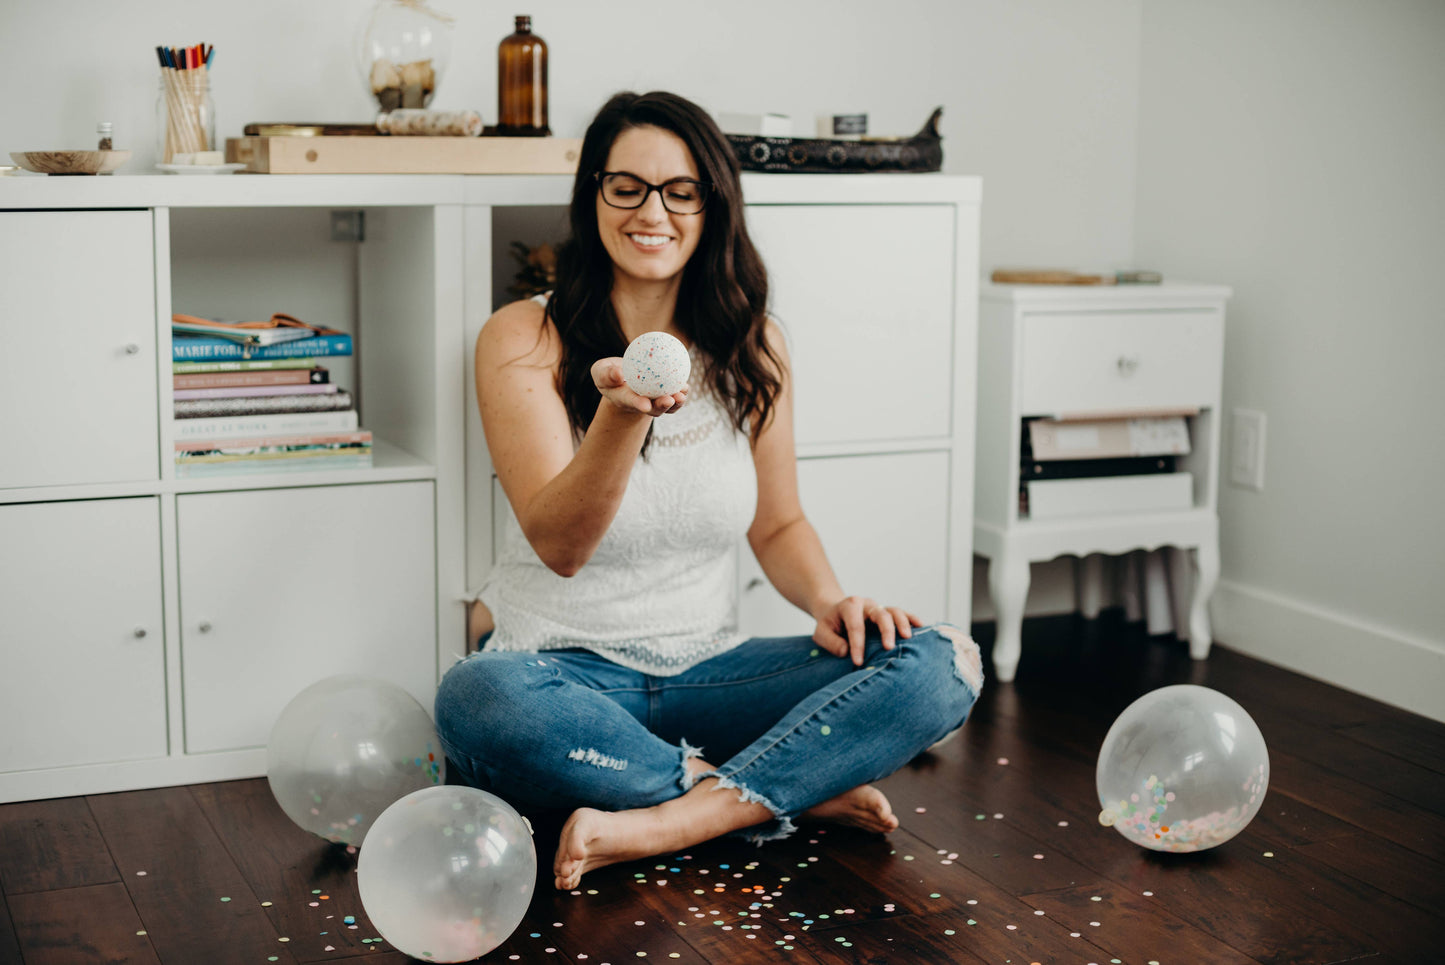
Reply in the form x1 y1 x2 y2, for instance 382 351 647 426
622 331 690 398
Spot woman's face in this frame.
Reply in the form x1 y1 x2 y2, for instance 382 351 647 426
596 124 706 286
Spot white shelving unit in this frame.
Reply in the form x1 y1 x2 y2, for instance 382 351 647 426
0 172 981 804
974 281 1232 681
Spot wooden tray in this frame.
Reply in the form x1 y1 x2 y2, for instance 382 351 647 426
225 136 581 175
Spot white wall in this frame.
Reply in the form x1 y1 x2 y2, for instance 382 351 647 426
1134 0 1445 721
0 0 1141 269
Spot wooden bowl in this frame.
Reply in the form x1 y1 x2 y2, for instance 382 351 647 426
9 150 132 175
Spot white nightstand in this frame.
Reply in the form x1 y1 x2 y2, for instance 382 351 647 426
974 281 1232 681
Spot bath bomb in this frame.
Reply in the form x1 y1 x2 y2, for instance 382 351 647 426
622 331 690 398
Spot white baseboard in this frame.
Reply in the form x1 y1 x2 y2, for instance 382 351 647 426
0 748 267 805
1211 579 1445 724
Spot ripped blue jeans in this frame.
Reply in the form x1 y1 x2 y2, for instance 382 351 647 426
433 625 982 843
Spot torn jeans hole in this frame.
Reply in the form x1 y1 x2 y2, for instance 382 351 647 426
678 739 704 791
926 623 984 752
566 747 628 771
934 623 985 696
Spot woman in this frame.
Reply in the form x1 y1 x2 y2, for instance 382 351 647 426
435 90 982 891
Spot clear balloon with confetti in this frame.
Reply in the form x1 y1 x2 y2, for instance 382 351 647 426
358 785 537 962
266 674 443 846
1096 684 1269 852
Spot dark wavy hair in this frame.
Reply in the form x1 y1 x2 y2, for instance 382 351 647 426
546 90 781 450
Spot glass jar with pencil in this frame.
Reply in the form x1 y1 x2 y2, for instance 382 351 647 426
155 43 216 167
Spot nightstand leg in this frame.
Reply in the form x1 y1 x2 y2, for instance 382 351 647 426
1166 546 1192 640
1075 553 1105 619
988 553 1031 682
1188 540 1220 659
1120 550 1145 622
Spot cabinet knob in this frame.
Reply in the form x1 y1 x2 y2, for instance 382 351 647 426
198 620 212 633
124 342 141 355
133 627 147 639
744 577 765 592
1116 355 1140 376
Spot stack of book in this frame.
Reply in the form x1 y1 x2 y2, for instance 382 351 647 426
1019 415 1194 519
171 316 372 477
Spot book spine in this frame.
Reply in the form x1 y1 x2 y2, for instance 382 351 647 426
177 443 372 462
173 383 339 401
172 410 360 439
173 358 318 373
174 453 374 478
1022 455 1178 481
174 367 327 389
172 334 352 361
174 390 353 419
171 321 316 346
175 431 373 452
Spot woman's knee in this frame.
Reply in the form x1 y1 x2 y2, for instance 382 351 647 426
889 624 983 728
895 625 982 691
434 653 554 745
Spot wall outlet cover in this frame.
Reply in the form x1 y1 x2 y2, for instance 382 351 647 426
1230 408 1267 491
329 209 365 242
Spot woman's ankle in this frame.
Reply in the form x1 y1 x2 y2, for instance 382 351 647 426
664 776 773 839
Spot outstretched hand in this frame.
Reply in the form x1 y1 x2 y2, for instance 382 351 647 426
814 595 923 667
591 357 688 417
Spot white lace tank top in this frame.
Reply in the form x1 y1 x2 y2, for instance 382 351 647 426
476 310 758 676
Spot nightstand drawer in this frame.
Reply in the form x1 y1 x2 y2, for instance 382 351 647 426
1019 311 1223 416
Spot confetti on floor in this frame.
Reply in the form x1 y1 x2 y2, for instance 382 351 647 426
505 803 1205 965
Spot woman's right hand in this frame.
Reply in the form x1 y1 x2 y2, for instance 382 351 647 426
591 356 688 418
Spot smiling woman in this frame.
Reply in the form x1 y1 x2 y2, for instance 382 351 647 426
592 127 708 288
436 90 983 892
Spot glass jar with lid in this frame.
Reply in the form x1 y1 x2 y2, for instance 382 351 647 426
359 0 455 112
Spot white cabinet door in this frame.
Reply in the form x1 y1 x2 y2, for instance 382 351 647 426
177 482 437 753
738 451 950 638
0 498 167 772
0 211 159 489
745 205 955 447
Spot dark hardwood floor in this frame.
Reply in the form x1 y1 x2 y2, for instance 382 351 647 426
2 613 1442 964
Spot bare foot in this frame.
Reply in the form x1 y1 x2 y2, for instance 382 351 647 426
552 778 772 890
553 807 666 890
800 784 899 834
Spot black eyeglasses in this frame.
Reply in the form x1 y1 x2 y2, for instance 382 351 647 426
595 172 712 215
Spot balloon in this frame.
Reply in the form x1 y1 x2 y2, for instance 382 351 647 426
1096 684 1269 852
266 674 444 846
358 785 537 962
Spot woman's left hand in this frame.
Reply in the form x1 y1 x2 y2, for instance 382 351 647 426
813 595 923 667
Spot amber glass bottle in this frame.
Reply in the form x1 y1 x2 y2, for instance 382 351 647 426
497 15 550 136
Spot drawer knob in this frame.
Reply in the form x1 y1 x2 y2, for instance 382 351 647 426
124 342 141 355
744 577 765 592
1116 355 1140 376
133 626 147 639
198 620 213 634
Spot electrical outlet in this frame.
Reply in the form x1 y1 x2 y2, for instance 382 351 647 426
330 210 365 242
1230 409 1267 491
